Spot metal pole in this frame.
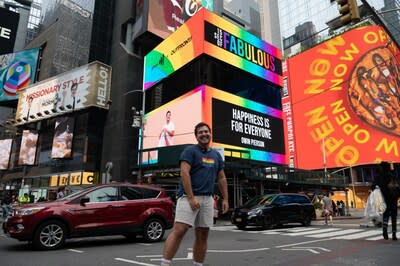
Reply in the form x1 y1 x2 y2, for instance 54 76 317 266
350 165 357 208
137 90 146 184
124 89 146 184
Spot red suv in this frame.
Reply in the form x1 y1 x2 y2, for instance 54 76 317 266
3 183 174 250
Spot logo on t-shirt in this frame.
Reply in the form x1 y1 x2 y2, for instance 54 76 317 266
202 157 215 165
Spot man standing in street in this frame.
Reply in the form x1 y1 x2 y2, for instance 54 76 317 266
161 122 229 266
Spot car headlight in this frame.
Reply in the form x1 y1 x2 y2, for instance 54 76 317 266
15 207 45 216
248 209 262 216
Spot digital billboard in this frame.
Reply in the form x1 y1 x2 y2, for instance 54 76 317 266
51 116 75 159
0 8 19 55
0 139 13 170
15 61 112 124
18 129 39 165
0 48 40 102
144 9 282 90
146 0 214 40
142 85 285 164
286 25 400 169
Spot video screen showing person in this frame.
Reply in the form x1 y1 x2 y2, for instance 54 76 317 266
18 130 39 165
0 139 13 170
51 116 75 159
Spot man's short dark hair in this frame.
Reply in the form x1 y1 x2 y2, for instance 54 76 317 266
194 122 211 136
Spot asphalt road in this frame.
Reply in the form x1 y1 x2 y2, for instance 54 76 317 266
1 216 399 266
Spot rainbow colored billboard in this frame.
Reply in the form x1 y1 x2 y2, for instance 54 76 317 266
0 48 40 102
142 85 285 164
285 25 400 169
143 9 282 90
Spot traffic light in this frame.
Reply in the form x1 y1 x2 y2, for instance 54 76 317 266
336 0 360 25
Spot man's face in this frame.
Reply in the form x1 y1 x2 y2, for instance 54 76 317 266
195 125 211 145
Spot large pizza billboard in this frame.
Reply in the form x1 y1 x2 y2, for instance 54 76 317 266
142 85 285 164
286 25 400 169
144 9 282 90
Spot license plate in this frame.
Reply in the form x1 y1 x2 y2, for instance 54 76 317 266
235 218 242 222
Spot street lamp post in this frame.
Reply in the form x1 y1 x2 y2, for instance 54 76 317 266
125 89 145 184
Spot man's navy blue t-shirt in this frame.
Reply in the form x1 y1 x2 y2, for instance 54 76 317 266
177 145 224 198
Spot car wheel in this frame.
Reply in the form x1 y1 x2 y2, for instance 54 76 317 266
302 215 312 226
143 218 165 242
262 214 274 230
33 220 66 250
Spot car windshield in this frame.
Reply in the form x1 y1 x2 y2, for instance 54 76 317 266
56 188 87 201
243 194 276 207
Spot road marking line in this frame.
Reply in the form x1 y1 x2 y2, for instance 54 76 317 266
284 228 340 236
68 249 84 253
290 246 331 252
365 235 384 241
282 248 320 254
136 255 163 258
276 238 329 248
331 230 382 240
150 252 192 261
285 227 318 232
307 229 363 238
206 247 270 253
115 258 157 266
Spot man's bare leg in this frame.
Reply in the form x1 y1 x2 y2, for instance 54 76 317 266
193 227 209 263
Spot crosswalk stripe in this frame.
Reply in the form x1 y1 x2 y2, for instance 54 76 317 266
262 227 316 234
331 230 382 240
284 228 340 236
365 235 384 241
307 229 363 238
212 225 387 241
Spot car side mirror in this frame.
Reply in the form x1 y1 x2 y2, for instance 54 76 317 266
80 197 90 206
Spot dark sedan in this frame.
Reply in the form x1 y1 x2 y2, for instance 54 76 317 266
231 193 315 230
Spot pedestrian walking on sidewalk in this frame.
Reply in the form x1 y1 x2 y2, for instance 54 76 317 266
375 162 400 240
160 122 229 266
322 192 334 226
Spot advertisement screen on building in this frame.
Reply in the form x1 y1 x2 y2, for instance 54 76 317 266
142 85 285 164
0 8 19 55
0 139 13 170
51 116 75 159
15 61 111 124
18 129 39 165
286 25 400 169
144 9 282 90
147 0 213 40
0 48 40 102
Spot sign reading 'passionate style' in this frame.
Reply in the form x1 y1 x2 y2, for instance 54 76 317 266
15 61 111 124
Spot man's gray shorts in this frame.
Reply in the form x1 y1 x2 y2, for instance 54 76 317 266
175 195 213 228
